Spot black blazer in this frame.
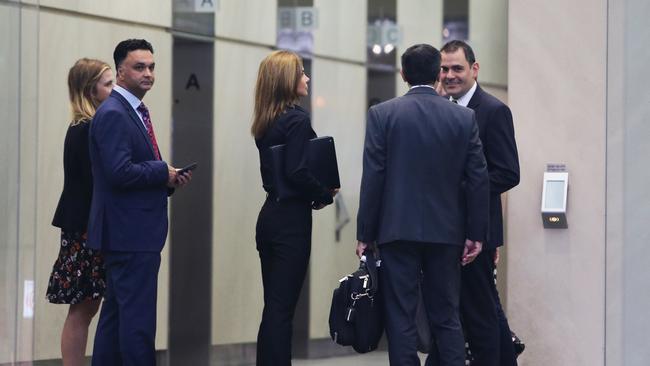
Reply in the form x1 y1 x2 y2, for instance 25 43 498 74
255 105 332 206
357 87 489 246
468 85 520 249
52 121 93 232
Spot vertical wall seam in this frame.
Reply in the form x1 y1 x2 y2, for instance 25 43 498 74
603 0 610 366
12 0 23 363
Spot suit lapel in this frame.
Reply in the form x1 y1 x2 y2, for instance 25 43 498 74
110 91 157 159
467 83 483 109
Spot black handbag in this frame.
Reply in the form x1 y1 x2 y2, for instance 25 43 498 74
328 250 383 353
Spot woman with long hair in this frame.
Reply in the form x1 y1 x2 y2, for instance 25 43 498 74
47 58 113 366
252 50 337 365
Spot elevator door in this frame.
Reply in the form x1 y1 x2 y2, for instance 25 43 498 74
169 38 214 366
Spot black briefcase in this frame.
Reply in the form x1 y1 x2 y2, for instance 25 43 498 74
328 250 383 353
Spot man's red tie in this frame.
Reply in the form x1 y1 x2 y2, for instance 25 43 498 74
137 103 161 160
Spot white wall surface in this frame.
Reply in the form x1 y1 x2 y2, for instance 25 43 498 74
395 0 443 95
37 0 172 27
313 0 367 62
469 0 508 86
215 0 276 46
211 40 268 345
308 58 367 338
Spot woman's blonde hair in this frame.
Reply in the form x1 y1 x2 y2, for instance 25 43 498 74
68 58 111 125
251 50 303 138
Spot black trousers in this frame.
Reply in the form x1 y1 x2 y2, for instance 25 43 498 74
461 248 517 366
380 241 465 366
255 197 312 366
425 249 517 366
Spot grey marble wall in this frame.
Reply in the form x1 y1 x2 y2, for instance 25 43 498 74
606 0 650 365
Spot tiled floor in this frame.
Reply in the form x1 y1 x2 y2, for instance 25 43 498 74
293 351 428 365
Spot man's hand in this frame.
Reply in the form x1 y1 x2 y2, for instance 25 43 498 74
494 247 500 265
461 239 482 266
435 79 448 97
175 169 192 187
167 164 192 188
356 241 370 258
331 188 340 197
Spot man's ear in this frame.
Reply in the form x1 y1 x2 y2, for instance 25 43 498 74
472 61 480 80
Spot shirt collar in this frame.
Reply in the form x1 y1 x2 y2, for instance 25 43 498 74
450 81 477 107
113 84 143 111
409 84 435 90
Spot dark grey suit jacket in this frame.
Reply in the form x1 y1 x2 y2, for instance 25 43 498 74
357 87 489 246
468 85 520 249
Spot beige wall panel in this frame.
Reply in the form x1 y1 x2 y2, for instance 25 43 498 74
15 6 40 363
211 41 268 345
0 3 22 363
469 0 508 86
313 0 367 62
33 11 173 360
395 0 443 95
308 58 367 338
507 0 607 365
606 0 650 363
38 0 171 27
604 1 625 364
215 0 276 46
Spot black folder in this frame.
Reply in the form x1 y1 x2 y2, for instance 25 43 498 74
269 136 341 200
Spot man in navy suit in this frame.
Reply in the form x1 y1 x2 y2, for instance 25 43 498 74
88 39 191 366
433 40 521 366
357 44 489 366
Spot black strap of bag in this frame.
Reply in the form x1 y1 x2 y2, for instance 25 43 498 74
361 250 379 294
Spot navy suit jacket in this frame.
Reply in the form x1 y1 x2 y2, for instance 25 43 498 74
468 85 520 249
357 87 489 246
87 90 170 252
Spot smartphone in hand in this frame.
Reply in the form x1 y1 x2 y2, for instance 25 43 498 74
177 162 198 176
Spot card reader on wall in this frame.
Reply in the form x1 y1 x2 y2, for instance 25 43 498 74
541 164 568 228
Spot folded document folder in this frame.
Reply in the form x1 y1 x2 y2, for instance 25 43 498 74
269 136 341 200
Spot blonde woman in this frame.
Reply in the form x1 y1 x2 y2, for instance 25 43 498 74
47 58 113 366
252 50 337 365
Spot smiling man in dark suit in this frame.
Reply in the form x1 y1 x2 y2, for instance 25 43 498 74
436 40 521 366
357 43 489 366
88 39 191 366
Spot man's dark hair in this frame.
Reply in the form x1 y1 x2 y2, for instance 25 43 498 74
400 44 441 86
113 39 154 70
440 40 476 64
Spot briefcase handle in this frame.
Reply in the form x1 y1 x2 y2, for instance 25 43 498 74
360 249 379 294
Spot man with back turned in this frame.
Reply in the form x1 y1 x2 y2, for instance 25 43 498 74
88 39 191 365
356 44 489 366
